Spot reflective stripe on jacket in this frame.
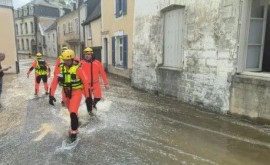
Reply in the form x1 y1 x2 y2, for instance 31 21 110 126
59 64 83 89
35 60 48 75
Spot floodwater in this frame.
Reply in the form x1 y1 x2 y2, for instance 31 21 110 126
0 57 269 165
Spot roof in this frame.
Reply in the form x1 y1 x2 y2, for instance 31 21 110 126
45 21 57 32
82 0 101 25
22 0 57 9
33 0 57 8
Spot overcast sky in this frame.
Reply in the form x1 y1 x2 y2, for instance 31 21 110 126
13 0 32 9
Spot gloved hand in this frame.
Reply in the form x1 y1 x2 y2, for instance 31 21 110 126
104 84 110 90
49 96 56 105
27 71 30 78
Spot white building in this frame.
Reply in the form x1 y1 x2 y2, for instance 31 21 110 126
14 0 71 56
44 22 58 58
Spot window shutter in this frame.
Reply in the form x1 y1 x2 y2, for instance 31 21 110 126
115 0 120 18
123 0 127 15
123 35 128 69
112 37 115 66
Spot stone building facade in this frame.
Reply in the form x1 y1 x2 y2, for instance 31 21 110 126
132 0 270 120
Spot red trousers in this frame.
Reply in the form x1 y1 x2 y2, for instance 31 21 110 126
84 82 102 98
62 89 82 115
35 74 48 94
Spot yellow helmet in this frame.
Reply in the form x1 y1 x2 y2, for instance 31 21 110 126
84 47 93 53
36 52 42 58
62 49 74 60
62 46 68 52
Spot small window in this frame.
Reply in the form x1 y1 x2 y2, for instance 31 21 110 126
112 35 128 68
75 18 79 34
115 0 127 18
88 24 92 39
163 7 184 68
21 39 24 50
63 24 66 35
239 0 270 72
25 23 28 34
29 6 33 15
17 39 20 50
31 22 34 33
26 39 29 50
15 24 18 35
20 23 23 34
68 21 73 33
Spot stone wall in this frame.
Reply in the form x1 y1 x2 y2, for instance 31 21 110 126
132 0 241 112
231 75 270 120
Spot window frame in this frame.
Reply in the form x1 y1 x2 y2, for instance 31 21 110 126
25 22 28 34
63 24 66 35
115 36 124 66
115 0 127 18
238 0 269 72
162 6 185 69
31 22 34 34
112 33 128 69
87 24 92 39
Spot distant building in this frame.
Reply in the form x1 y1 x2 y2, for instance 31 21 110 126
44 21 58 58
14 0 71 56
82 0 101 61
0 0 18 73
57 0 88 58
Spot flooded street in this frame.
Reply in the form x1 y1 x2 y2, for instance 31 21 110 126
0 57 270 165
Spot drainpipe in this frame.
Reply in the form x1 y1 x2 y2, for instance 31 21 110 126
34 15 38 55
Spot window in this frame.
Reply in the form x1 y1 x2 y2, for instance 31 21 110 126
63 24 66 35
112 35 128 68
15 24 18 35
239 0 270 72
75 18 79 34
88 24 92 39
25 23 28 34
17 39 20 50
29 6 33 15
26 39 29 50
20 23 23 34
53 33 55 42
68 21 73 33
115 0 127 18
163 7 184 68
24 8 28 16
21 39 24 50
31 22 34 33
14 11 18 18
19 10 22 17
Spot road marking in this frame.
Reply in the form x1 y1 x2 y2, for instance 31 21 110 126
31 123 57 141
